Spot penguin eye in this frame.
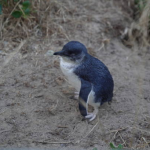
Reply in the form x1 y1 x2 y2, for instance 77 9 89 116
68 51 74 55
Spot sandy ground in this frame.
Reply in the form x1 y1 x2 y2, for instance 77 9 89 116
0 0 150 150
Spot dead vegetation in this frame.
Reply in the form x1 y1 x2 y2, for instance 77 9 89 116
1 0 150 48
122 0 150 47
0 0 71 41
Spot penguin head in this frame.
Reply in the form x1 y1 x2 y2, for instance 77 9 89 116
54 41 88 63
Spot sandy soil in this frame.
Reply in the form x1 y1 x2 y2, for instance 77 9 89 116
0 0 150 150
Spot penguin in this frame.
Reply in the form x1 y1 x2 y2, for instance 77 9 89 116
53 41 114 121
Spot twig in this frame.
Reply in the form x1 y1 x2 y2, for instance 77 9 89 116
110 131 118 143
0 130 11 134
49 99 59 112
109 127 128 133
18 4 26 17
142 137 149 147
76 119 99 144
129 126 150 134
118 132 127 146
57 126 68 128
32 141 71 144
98 43 104 51
57 24 70 41
110 126 150 134
136 141 150 149
84 120 99 138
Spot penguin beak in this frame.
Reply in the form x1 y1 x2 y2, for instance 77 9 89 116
53 51 64 56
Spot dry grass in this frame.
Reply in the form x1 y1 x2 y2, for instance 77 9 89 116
0 0 70 41
122 0 150 47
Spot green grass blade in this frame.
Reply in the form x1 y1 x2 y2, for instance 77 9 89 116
0 5 2 15
110 142 116 149
12 11 22 18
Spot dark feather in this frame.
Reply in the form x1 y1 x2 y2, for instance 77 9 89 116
74 54 114 105
79 79 91 116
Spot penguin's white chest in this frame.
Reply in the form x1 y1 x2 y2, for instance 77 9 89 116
60 58 81 91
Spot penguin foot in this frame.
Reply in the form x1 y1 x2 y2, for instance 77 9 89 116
85 113 96 121
85 113 94 118
85 107 99 122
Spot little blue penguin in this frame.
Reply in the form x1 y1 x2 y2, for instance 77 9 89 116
53 41 114 121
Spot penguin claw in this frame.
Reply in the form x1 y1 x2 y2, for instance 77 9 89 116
85 113 93 119
85 113 96 121
89 114 96 121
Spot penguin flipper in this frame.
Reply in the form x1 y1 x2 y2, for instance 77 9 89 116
79 99 87 116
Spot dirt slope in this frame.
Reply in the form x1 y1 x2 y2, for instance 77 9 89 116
0 0 150 150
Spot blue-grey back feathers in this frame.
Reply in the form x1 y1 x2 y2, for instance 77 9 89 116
74 53 114 105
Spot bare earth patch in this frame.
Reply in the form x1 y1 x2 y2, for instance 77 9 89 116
0 0 150 150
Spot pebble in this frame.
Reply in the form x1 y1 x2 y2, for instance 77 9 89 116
45 50 54 56
55 77 65 85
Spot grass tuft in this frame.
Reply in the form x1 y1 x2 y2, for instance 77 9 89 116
0 0 68 41
122 0 150 47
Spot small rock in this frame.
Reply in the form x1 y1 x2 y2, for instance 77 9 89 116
55 77 65 85
45 50 54 56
